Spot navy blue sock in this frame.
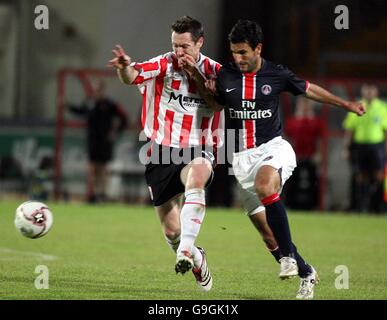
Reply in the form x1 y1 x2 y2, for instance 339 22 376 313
262 194 294 257
269 247 282 263
292 243 312 277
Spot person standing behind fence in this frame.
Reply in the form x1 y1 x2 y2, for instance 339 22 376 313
343 83 387 213
68 80 128 203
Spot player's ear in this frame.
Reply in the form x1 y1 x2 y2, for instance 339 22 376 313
255 43 262 55
196 36 204 48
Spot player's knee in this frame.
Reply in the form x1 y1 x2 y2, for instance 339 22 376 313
185 162 212 189
255 182 277 200
164 229 180 241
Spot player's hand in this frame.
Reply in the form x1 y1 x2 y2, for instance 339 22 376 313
345 102 366 116
177 54 197 77
108 45 131 70
205 78 217 95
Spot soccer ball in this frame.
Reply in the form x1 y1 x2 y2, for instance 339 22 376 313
14 201 53 239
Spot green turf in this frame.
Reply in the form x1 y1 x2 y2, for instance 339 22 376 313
0 200 386 300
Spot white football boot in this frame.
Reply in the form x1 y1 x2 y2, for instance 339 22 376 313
192 247 213 292
279 256 299 279
296 266 319 299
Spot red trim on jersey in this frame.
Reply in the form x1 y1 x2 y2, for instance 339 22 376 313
171 79 181 90
162 110 175 145
245 120 255 149
200 117 210 145
151 57 168 140
243 75 256 149
141 86 147 128
261 193 281 206
179 114 193 147
243 74 255 99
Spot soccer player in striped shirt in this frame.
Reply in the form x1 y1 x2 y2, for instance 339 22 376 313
186 19 366 299
108 16 223 291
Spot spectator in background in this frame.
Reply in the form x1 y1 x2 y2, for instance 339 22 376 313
68 80 128 203
284 97 324 210
343 83 387 213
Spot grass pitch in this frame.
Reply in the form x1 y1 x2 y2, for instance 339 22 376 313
0 201 386 300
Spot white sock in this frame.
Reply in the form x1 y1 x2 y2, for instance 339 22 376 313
165 234 180 253
177 188 206 259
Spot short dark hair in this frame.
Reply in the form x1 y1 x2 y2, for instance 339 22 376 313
171 16 204 42
228 19 264 49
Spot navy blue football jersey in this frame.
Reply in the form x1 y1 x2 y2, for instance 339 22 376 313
216 59 309 152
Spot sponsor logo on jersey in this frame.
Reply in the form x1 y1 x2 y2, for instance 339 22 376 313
229 108 272 119
228 99 273 119
167 92 206 110
242 100 256 109
261 84 272 95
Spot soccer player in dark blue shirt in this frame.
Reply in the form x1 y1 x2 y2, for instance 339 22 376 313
181 19 365 299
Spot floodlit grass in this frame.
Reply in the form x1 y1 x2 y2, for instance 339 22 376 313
1 201 386 300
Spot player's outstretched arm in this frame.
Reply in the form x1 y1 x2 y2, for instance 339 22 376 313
306 83 366 116
108 45 139 85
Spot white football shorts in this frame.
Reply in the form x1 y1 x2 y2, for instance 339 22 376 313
233 136 297 216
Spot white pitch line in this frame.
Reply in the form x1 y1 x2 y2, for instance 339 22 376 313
0 247 58 261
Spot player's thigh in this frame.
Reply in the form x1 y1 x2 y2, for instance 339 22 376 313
254 165 282 196
254 139 297 194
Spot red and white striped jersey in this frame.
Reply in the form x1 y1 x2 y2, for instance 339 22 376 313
131 52 224 148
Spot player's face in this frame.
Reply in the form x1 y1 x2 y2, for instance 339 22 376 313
230 42 262 73
172 32 203 62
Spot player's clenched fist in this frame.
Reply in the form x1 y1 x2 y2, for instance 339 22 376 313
108 45 131 70
344 101 367 116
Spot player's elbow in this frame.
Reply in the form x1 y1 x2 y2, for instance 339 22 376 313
120 77 132 85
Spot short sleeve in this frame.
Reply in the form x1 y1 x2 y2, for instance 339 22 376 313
131 55 166 85
283 66 309 96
